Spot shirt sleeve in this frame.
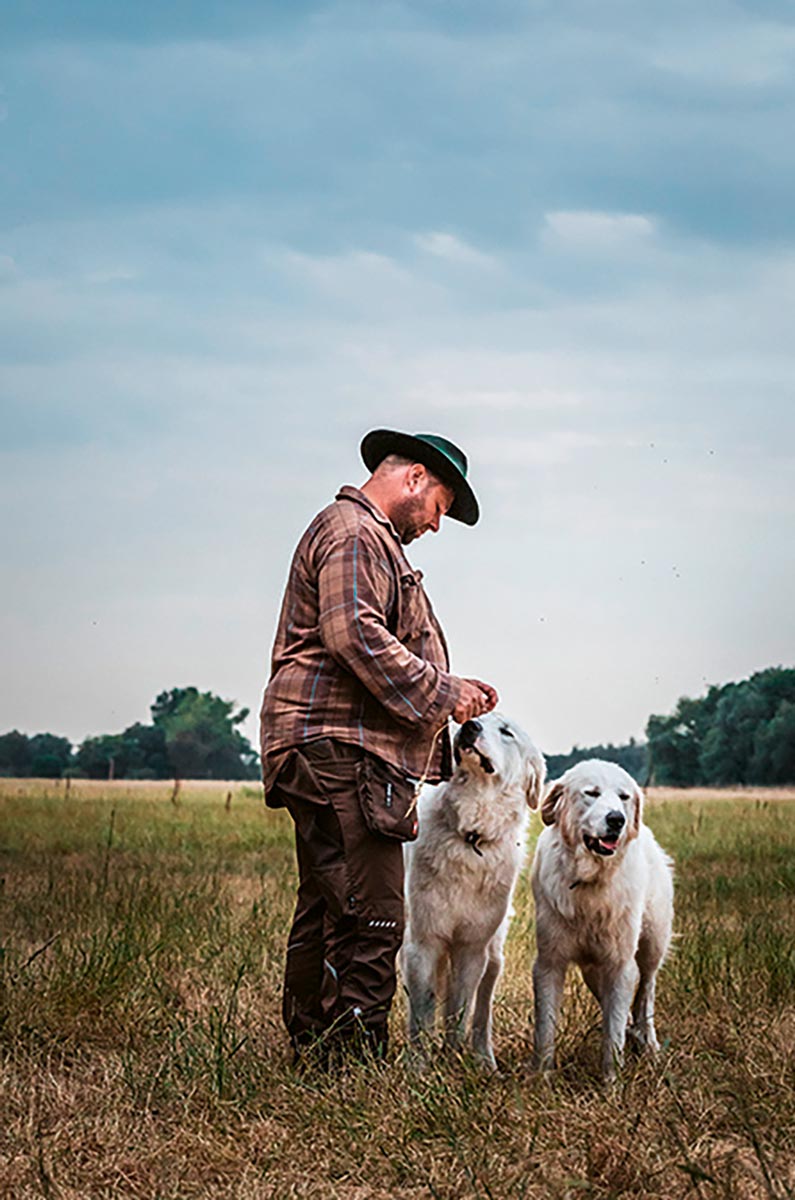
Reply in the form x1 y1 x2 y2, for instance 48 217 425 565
316 528 464 728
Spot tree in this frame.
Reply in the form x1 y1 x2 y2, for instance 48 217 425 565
28 733 73 778
750 701 795 784
647 667 795 786
0 730 33 777
68 688 259 780
545 738 650 784
151 687 259 780
118 722 169 779
699 683 768 784
75 734 128 779
646 687 722 786
0 731 73 777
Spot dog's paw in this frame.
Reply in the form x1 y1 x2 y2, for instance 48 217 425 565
472 1052 500 1075
627 1025 660 1056
402 1045 432 1075
522 1056 556 1087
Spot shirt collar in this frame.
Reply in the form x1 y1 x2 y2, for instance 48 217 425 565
336 485 402 543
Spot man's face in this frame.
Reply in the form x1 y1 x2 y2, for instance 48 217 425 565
393 471 455 545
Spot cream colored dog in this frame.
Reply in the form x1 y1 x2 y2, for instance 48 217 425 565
531 759 673 1081
402 712 545 1068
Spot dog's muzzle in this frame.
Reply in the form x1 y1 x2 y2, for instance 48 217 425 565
454 720 495 774
583 811 625 857
457 719 482 750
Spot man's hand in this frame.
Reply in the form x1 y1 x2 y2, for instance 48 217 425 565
452 678 500 724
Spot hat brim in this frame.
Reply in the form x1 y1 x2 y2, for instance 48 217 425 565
360 429 479 526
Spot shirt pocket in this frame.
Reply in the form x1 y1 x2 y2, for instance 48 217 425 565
396 571 429 650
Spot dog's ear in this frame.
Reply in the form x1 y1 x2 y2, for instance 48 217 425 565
524 751 547 810
540 779 564 825
629 783 643 839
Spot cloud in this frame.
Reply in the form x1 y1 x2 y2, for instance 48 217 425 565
408 384 582 412
651 21 795 87
474 430 633 467
414 231 497 269
280 247 413 293
3 2 795 753
6 3 795 248
543 210 656 249
84 267 139 285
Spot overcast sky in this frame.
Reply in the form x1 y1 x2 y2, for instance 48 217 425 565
2 0 794 756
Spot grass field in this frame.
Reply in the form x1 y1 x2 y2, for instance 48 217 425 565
1 779 794 1199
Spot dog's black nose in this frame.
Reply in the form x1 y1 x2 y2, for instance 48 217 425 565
605 810 626 833
458 719 483 748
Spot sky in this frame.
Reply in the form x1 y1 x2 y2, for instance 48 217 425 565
2 0 794 756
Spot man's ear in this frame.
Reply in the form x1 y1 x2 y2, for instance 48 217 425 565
541 780 564 826
406 462 427 493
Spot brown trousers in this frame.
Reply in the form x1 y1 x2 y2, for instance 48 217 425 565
271 739 405 1060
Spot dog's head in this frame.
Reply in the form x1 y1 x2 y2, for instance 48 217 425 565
453 711 546 808
540 759 643 857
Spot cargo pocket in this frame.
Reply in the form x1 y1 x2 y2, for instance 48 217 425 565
356 755 419 843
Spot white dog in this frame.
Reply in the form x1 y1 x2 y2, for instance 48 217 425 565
402 712 545 1068
531 759 673 1081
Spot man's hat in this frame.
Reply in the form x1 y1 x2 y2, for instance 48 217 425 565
360 429 479 526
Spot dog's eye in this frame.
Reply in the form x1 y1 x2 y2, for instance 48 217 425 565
617 790 630 801
584 787 601 798
500 727 515 739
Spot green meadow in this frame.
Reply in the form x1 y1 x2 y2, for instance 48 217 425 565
1 779 793 1198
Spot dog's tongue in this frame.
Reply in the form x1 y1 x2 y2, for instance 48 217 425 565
599 837 619 851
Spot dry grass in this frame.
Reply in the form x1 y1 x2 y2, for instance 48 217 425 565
1 780 794 1198
647 786 795 805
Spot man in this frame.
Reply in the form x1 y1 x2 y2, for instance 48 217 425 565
260 428 498 1064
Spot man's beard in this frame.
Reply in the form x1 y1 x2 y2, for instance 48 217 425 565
392 494 429 545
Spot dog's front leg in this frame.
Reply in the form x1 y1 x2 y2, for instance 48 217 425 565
402 939 440 1067
470 944 503 1070
532 957 566 1072
630 924 668 1054
631 966 660 1054
601 961 639 1082
444 945 488 1054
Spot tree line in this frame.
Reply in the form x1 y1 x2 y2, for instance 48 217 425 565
0 688 260 781
3 667 793 785
545 738 650 784
545 666 795 786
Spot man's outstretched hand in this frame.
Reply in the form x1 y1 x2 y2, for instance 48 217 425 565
452 678 499 724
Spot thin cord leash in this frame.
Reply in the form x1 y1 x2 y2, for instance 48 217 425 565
405 722 447 817
405 723 488 856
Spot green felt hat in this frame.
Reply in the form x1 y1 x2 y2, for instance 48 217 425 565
360 429 479 525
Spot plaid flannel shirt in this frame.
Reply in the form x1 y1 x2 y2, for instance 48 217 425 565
259 486 465 800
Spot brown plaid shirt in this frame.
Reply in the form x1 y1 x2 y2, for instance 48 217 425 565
259 486 465 800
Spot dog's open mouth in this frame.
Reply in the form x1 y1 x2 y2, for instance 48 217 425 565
584 834 619 857
457 745 495 775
